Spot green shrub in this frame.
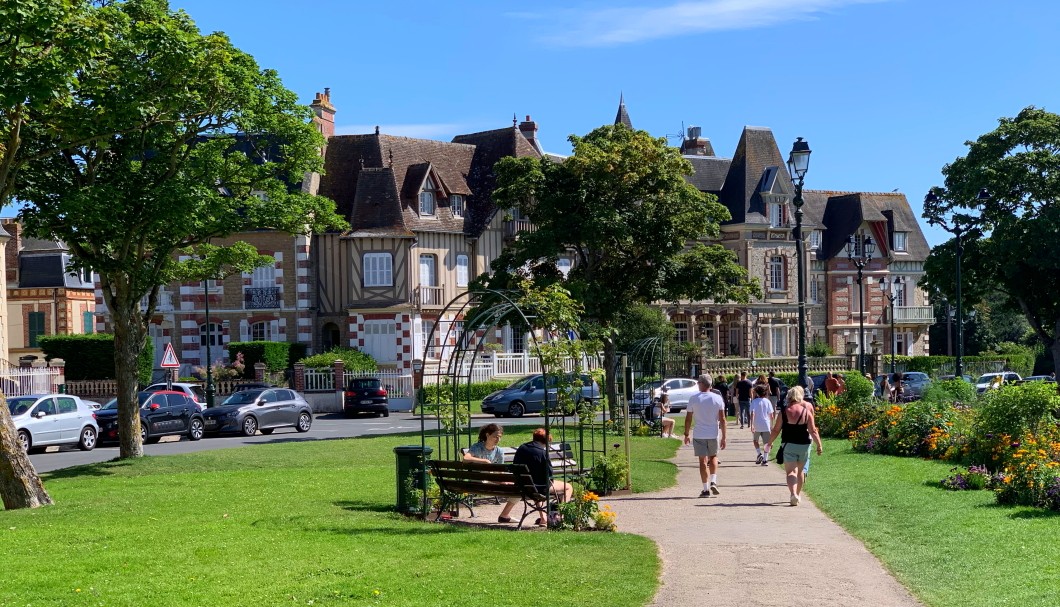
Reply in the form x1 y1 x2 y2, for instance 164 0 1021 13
590 450 627 492
298 347 377 372
838 371 874 406
975 382 1060 440
885 400 957 457
419 379 511 403
807 340 833 357
228 341 291 373
40 333 153 385
922 379 976 405
287 343 308 367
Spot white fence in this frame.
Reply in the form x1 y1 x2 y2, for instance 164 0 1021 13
1 367 62 397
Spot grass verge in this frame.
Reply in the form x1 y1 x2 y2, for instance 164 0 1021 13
806 438 1060 607
1 431 670 607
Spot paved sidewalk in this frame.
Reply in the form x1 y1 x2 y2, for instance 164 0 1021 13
604 422 923 607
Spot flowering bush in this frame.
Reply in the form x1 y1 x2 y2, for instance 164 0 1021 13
976 382 1060 440
940 465 993 491
558 486 601 531
816 392 880 439
593 504 618 531
993 430 1060 509
887 400 958 457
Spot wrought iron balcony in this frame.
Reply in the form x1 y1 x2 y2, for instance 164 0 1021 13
244 286 281 309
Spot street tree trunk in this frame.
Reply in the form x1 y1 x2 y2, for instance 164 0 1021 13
105 278 147 459
0 398 53 510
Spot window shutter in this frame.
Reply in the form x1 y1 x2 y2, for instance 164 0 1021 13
270 320 279 341
239 319 249 342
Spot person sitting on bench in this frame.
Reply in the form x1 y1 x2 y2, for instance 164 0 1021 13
513 428 573 526
465 424 521 524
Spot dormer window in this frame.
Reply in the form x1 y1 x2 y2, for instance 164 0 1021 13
769 202 784 228
419 176 437 216
893 231 908 252
450 194 464 218
809 230 822 250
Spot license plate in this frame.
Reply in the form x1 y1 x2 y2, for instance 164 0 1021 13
205 419 217 427
360 399 374 405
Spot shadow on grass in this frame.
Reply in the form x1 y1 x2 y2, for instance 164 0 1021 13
42 458 134 480
1008 508 1060 519
334 500 393 513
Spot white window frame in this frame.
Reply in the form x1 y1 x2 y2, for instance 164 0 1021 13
251 321 273 342
450 194 464 217
363 253 393 287
420 176 436 215
673 321 689 344
768 256 784 291
769 203 784 228
893 231 908 252
895 278 907 307
456 254 469 287
250 264 276 289
809 230 821 250
728 323 741 357
770 326 788 356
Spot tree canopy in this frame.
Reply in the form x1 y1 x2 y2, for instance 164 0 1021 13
476 124 758 401
922 106 1060 374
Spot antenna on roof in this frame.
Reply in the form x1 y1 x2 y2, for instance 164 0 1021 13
513 113 518 127
664 121 686 143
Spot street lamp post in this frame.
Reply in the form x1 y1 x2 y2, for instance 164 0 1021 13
924 188 989 378
880 276 903 375
846 234 875 375
787 137 812 392
203 278 216 409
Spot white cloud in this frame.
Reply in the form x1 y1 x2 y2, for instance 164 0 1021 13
534 0 889 47
336 123 467 139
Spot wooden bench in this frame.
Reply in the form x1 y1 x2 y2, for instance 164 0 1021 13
428 460 549 529
460 442 588 478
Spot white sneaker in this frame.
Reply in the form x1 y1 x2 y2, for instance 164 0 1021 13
790 494 800 506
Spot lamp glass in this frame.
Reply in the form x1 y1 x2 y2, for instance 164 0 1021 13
864 236 876 258
788 137 811 178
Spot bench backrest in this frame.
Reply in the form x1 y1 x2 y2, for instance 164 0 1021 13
428 460 546 501
460 442 579 469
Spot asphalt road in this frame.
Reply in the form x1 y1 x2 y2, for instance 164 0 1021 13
28 412 555 473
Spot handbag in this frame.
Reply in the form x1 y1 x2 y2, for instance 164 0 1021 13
776 444 785 464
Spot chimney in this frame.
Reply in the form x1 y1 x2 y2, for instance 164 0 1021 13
518 115 544 154
3 221 20 273
679 125 715 156
309 88 336 140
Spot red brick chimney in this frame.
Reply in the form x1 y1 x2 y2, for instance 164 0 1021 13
518 115 544 154
2 221 20 273
310 88 336 140
679 126 715 157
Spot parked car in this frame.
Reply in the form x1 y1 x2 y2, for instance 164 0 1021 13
343 377 390 417
1020 375 1056 384
628 378 699 414
8 394 99 452
975 372 1023 394
202 388 313 436
95 390 205 443
938 374 974 383
481 373 600 418
630 380 663 414
145 382 206 404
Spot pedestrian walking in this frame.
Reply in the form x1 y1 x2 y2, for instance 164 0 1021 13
683 374 727 498
734 372 753 429
767 371 781 407
824 371 840 397
749 384 775 465
715 375 732 418
767 386 823 506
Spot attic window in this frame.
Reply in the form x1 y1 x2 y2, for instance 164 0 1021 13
451 194 464 217
809 230 821 250
894 232 908 252
769 202 784 228
420 176 437 216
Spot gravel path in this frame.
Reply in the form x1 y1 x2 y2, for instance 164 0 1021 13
603 422 924 607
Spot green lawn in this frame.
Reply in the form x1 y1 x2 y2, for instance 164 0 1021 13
1 431 669 607
806 439 1060 607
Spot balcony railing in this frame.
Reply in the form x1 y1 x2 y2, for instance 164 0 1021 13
415 285 445 308
890 305 934 324
244 286 281 310
504 219 535 239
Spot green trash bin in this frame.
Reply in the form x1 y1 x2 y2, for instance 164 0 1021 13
394 445 433 514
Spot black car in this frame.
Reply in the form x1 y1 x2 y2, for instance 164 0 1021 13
202 388 312 436
344 378 390 417
95 391 205 444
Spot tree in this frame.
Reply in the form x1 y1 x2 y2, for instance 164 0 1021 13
13 0 346 462
923 106 1060 375
476 124 758 406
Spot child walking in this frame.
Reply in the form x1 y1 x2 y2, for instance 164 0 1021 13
749 383 775 466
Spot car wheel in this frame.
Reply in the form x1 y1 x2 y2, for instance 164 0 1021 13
383 410 390 418
17 430 30 452
508 401 525 418
78 426 97 451
295 412 312 433
188 418 204 441
241 416 258 437
259 428 275 435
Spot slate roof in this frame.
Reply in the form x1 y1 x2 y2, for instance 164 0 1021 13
451 126 541 234
684 156 730 192
807 190 930 261
717 127 794 225
615 94 633 129
17 252 93 289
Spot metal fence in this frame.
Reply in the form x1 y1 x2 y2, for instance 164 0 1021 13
0 367 62 397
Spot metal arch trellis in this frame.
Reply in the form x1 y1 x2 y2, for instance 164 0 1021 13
414 288 618 519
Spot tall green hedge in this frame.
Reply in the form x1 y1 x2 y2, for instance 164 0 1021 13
39 334 153 385
299 347 377 372
893 354 1034 377
228 341 290 373
419 379 512 403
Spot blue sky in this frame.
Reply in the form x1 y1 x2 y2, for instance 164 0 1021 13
169 2 1057 245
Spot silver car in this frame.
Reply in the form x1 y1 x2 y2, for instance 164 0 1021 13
200 388 313 436
8 394 99 452
631 378 700 413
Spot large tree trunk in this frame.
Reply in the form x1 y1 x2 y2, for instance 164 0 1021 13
0 398 53 510
110 293 146 459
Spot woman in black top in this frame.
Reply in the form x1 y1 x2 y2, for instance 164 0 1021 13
714 375 732 418
766 385 823 506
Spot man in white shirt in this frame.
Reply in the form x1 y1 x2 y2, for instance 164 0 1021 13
684 374 727 497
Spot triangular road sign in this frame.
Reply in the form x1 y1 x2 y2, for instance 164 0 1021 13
160 343 181 368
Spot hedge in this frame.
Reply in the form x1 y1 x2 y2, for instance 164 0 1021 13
228 341 291 373
298 347 377 372
893 354 1035 377
39 334 153 385
419 379 512 403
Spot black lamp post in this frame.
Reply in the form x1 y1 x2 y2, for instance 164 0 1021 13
203 278 216 409
787 137 812 391
924 187 989 378
879 275 903 374
846 234 875 375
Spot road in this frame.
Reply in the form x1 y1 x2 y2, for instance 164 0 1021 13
28 412 553 473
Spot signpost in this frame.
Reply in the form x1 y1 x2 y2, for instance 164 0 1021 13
160 343 180 390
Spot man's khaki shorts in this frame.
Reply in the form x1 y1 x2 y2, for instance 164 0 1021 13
692 438 719 457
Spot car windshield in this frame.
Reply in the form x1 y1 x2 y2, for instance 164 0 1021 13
7 398 37 415
975 375 998 384
347 379 381 390
100 398 119 411
506 376 535 390
223 390 264 405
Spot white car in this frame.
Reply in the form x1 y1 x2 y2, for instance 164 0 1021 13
975 372 1022 394
8 394 99 452
631 378 700 413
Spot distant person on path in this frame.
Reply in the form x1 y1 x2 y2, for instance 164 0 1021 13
767 371 781 407
749 384 775 466
684 374 727 497
513 429 573 525
767 386 823 506
879 374 892 402
715 375 732 419
655 389 676 438
735 372 754 428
